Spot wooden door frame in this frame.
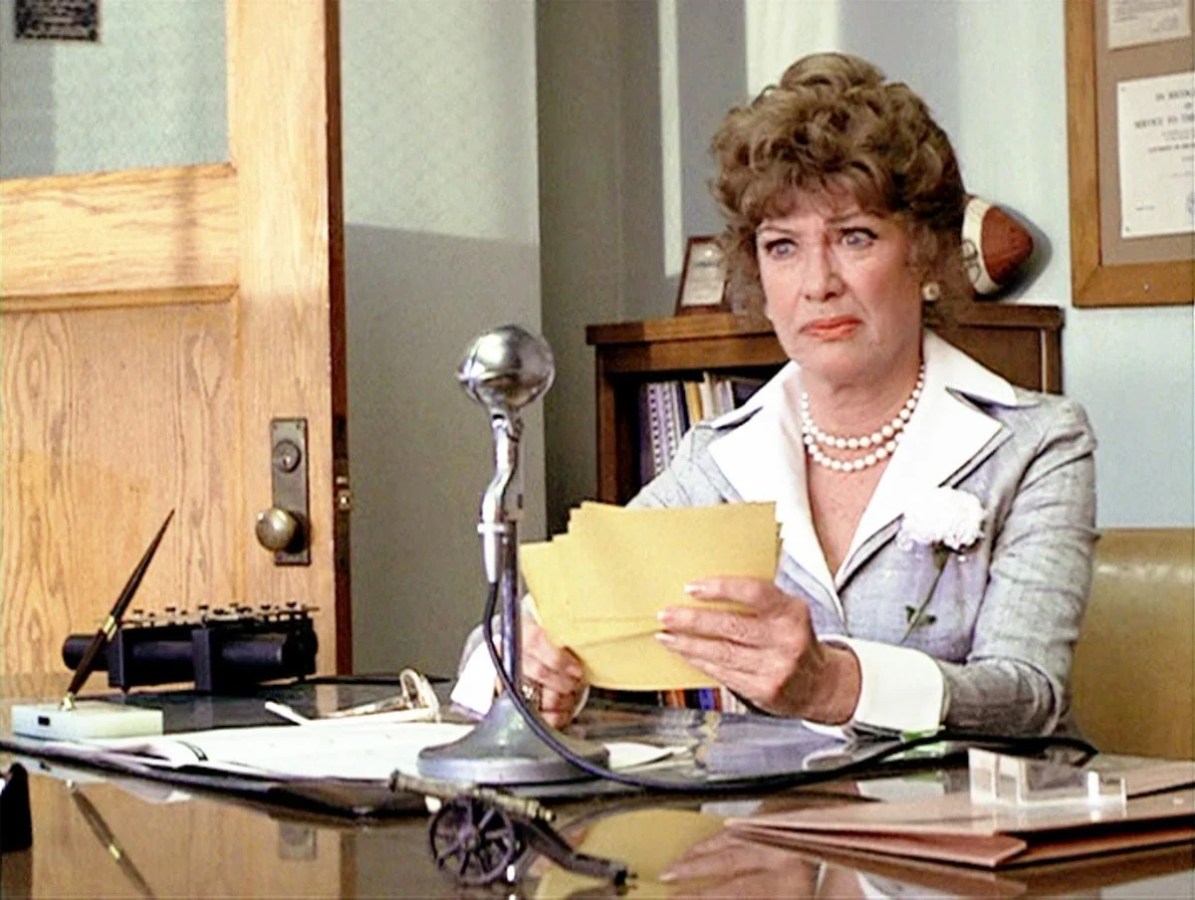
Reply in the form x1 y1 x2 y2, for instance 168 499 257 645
0 0 350 672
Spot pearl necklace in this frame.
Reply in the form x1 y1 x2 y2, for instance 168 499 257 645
800 364 926 473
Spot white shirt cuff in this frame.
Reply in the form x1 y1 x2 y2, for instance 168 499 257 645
450 641 497 715
824 636 945 734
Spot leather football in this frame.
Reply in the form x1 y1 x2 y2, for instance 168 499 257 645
961 196 1034 296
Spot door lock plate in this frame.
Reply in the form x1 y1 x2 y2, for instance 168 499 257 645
262 418 310 565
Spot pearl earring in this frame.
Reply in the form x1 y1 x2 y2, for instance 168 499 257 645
921 281 942 303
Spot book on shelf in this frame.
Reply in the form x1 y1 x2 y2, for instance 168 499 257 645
728 375 766 409
696 376 715 421
682 381 704 428
659 381 687 470
638 383 662 488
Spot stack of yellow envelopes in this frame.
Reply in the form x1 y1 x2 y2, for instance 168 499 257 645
519 501 780 691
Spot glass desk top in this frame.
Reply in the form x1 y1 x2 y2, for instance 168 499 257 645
2 674 1192 898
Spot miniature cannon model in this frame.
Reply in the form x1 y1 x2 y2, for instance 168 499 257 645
391 773 630 888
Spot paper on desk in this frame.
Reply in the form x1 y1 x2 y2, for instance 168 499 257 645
520 501 779 691
71 718 683 782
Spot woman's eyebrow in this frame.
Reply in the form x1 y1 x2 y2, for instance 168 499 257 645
825 209 871 225
755 214 871 235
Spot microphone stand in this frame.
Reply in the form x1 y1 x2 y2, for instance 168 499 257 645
417 326 609 784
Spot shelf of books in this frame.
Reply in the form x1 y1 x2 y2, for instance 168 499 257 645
636 371 768 489
586 306 1062 504
586 313 787 503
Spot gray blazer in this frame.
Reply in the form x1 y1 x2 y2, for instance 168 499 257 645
630 332 1097 736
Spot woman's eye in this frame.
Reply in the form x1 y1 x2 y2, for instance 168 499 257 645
761 237 795 258
841 228 877 248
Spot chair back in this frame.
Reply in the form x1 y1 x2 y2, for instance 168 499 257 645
1070 528 1194 760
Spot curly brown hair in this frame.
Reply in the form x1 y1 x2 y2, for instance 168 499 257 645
711 53 968 316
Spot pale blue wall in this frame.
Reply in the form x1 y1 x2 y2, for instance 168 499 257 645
341 0 545 676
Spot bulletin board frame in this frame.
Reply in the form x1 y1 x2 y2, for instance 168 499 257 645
1065 0 1194 307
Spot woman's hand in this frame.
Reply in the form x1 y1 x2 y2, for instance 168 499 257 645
655 577 861 723
659 831 820 896
518 615 587 728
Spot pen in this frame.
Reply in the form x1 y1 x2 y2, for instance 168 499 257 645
264 699 437 725
321 669 441 719
68 784 156 898
61 509 175 711
321 695 419 718
263 701 313 725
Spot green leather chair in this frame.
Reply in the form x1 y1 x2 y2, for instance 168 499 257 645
1070 528 1194 760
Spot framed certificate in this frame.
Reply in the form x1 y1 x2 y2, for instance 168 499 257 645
675 237 729 314
1065 0 1193 307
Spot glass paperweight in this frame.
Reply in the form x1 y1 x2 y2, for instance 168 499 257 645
968 748 1127 811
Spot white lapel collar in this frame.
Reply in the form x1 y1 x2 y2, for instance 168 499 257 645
706 332 1034 596
843 332 1032 571
708 364 838 597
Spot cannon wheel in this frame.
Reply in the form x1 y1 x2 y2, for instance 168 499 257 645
429 796 522 886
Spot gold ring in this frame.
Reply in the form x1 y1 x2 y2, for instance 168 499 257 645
519 680 542 709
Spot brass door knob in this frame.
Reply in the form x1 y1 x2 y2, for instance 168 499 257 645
256 507 303 552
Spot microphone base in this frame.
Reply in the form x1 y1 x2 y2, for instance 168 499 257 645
416 693 608 785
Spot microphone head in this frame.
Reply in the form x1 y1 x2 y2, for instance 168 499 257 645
458 325 556 413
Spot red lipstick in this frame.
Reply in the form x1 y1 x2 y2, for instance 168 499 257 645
801 316 861 340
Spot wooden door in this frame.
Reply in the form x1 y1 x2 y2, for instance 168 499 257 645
0 1 350 677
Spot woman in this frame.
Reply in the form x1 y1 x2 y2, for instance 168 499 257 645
509 53 1097 736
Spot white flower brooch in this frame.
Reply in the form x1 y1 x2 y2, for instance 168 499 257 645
896 487 985 642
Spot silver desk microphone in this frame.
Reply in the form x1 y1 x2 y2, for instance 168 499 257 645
417 325 609 784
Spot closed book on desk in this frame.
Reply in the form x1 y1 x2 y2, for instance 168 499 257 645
727 762 1195 869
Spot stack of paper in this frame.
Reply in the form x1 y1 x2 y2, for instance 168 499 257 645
519 502 779 691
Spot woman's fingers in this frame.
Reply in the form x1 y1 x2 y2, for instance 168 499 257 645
659 578 812 651
514 669 582 729
513 616 587 727
656 630 757 674
522 620 585 694
538 685 581 725
684 576 789 611
522 653 580 695
658 607 771 646
653 578 848 718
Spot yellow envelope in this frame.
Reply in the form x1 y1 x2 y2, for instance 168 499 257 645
535 808 725 899
564 502 779 620
578 632 718 690
519 502 779 690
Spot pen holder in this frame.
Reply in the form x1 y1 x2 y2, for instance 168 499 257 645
11 701 164 741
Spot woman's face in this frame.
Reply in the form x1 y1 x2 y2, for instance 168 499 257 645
756 191 924 391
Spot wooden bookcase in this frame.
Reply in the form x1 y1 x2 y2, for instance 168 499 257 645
586 304 1063 504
